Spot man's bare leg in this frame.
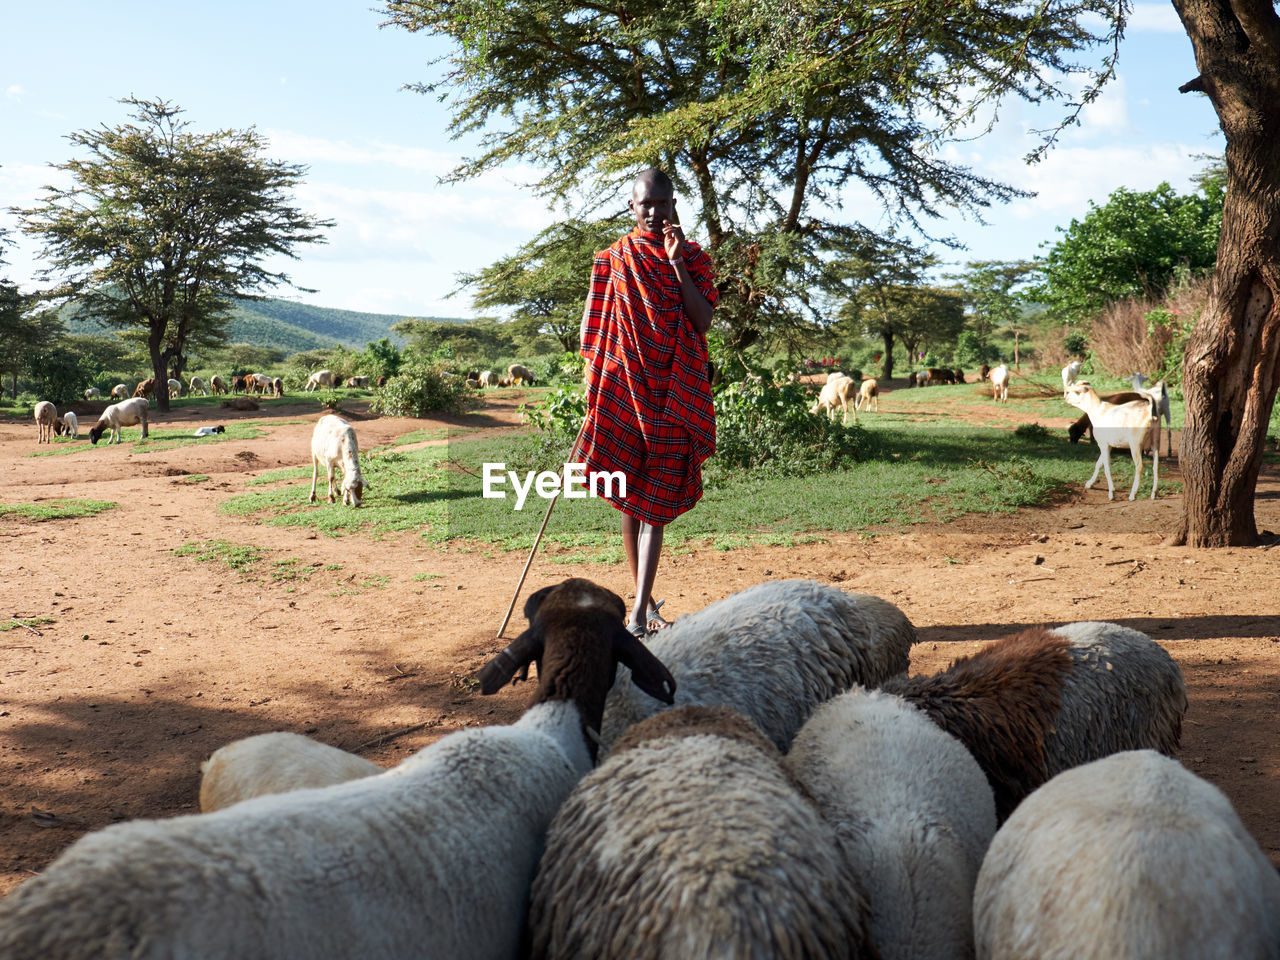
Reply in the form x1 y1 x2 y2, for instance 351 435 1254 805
622 515 665 632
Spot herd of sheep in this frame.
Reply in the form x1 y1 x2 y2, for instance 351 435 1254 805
0 576 1275 958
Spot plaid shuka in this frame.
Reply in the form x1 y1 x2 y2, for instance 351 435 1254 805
578 229 718 525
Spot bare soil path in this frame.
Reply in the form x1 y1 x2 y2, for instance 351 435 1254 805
1 387 1277 893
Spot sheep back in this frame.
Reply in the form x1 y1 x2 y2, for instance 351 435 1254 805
974 750 1280 960
0 704 589 960
528 706 874 960
600 581 915 753
785 687 997 960
198 731 383 812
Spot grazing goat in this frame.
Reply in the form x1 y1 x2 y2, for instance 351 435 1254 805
854 377 879 412
54 412 79 439
989 364 1010 402
133 377 155 400
110 383 129 400
809 372 858 423
507 363 536 386
272 377 284 398
88 398 150 444
304 369 333 391
33 401 57 443
189 376 209 396
209 375 227 395
308 414 366 507
1065 381 1160 501
479 370 497 387
953 368 966 384
168 378 182 399
83 387 101 401
345 376 368 389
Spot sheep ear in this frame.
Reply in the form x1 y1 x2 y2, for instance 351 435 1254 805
477 626 544 695
613 625 676 704
522 584 558 621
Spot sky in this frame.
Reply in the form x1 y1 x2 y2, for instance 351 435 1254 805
0 2 1224 320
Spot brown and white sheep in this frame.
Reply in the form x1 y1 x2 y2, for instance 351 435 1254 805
33 401 57 443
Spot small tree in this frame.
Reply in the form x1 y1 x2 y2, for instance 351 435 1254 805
16 97 332 412
951 260 1036 369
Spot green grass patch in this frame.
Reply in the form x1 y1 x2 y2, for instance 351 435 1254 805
246 466 312 486
26 423 265 456
392 427 451 446
173 539 265 571
181 474 211 483
0 499 117 520
0 616 55 632
412 572 443 581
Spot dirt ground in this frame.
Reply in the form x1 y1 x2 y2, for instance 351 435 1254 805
1 385 1278 895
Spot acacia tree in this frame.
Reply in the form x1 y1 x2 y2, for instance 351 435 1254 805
833 238 937 380
1171 1 1280 546
951 260 1037 369
385 0 1127 350
16 98 332 412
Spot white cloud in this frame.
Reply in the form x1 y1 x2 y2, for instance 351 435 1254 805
262 129 457 177
5 85 23 102
1129 3 1185 33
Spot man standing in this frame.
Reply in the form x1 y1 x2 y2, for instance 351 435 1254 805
579 169 717 637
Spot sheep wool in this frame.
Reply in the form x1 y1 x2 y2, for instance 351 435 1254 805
529 706 875 960
975 750 1280 960
785 687 997 960
601 579 915 753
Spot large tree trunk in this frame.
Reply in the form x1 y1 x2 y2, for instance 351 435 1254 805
880 330 895 380
148 327 170 415
1172 0 1280 546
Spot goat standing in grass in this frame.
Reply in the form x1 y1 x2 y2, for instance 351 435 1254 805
308 414 366 507
1065 381 1160 501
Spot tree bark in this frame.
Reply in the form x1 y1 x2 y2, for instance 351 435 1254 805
1172 0 1280 547
880 330 895 380
149 325 170 415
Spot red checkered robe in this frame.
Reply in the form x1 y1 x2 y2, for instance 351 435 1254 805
578 228 718 524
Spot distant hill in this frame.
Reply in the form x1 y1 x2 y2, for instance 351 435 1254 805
62 297 470 354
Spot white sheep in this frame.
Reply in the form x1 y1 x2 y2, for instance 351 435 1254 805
168 377 182 399
87 397 150 445
54 412 79 439
0 578 677 960
189 376 209 396
479 369 497 387
1064 380 1159 500
989 363 1009 402
507 363 536 386
527 705 876 959
272 377 284 398
809 372 858 423
209 374 228 395
854 377 879 412
304 369 333 391
110 383 128 401
33 401 56 444
785 687 997 960
198 732 383 813
601 579 916 753
1130 372 1174 456
83 387 101 401
974 750 1280 960
308 414 366 507
883 621 1187 823
1060 360 1082 399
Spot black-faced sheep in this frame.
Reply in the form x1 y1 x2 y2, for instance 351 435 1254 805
882 622 1187 822
974 750 1280 960
600 579 916 754
0 578 675 960
87 398 150 445
785 686 997 960
528 705 875 959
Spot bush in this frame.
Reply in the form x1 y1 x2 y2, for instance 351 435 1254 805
537 351 585 385
1014 422 1050 441
369 364 479 417
710 378 877 478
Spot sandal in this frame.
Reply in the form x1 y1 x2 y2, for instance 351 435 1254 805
646 608 672 633
627 622 650 639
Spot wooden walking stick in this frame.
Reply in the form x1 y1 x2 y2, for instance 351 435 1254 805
496 418 589 638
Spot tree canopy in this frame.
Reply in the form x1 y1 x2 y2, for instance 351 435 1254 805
15 97 333 411
385 0 1127 349
1030 181 1222 323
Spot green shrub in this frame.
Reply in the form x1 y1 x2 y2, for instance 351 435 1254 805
369 364 479 417
1014 422 1050 440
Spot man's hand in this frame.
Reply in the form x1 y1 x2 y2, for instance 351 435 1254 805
662 220 685 262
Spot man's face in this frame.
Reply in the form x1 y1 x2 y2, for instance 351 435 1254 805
630 181 675 234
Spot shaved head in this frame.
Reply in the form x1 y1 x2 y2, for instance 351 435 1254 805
632 168 674 199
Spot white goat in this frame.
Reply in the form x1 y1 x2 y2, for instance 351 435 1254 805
1060 360 1082 398
1130 373 1174 456
975 750 1280 960
168 377 182 399
0 579 676 960
855 377 879 412
304 369 333 391
55 412 79 439
33 401 57 443
989 364 1010 402
189 376 209 396
199 732 383 812
1065 381 1160 500
83 387 101 401
479 369 497 387
110 383 128 400
308 414 367 507
88 397 150 445
809 372 858 423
